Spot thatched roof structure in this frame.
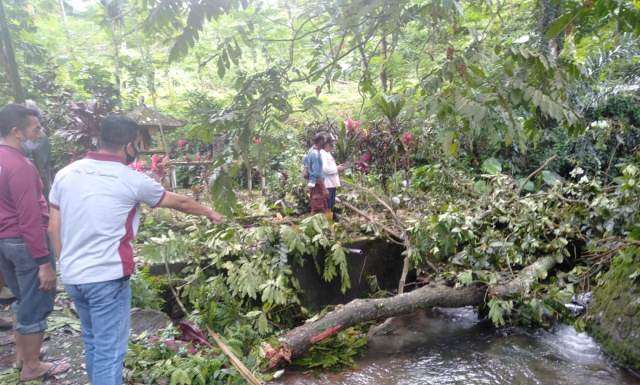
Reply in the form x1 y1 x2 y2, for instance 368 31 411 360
126 105 185 151
126 105 184 129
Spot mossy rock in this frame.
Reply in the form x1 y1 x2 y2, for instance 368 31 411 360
587 252 640 370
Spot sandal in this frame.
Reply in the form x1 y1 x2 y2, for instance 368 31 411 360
20 359 70 382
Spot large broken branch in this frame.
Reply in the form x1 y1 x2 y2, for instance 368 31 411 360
337 196 437 292
337 198 403 240
490 256 556 297
263 256 557 368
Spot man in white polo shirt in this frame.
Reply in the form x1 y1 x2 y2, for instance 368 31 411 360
48 115 223 385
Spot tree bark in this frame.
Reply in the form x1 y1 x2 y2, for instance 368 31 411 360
110 20 121 104
380 35 388 93
101 0 122 105
397 252 410 294
537 0 562 63
246 160 253 195
0 0 25 103
58 0 75 58
263 256 557 368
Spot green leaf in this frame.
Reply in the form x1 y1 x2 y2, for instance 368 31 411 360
217 56 226 79
457 270 473 286
542 170 563 186
257 313 270 334
473 180 492 194
516 178 535 192
545 13 575 39
302 96 321 110
481 158 502 174
373 94 404 122
370 55 384 65
245 310 262 318
487 299 513 327
209 167 238 215
323 243 351 293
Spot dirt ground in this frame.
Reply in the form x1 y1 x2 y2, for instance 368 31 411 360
0 289 174 385
0 290 88 385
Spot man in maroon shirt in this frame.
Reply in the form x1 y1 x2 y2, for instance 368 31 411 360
0 104 70 381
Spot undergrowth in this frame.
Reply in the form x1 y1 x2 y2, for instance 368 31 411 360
123 154 640 383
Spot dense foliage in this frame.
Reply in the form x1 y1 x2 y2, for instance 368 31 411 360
1 0 639 383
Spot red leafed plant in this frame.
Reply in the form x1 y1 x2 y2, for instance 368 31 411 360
57 101 107 149
176 139 189 149
177 320 212 347
401 131 414 146
344 117 360 132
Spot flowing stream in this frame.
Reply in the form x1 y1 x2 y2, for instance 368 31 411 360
274 307 640 385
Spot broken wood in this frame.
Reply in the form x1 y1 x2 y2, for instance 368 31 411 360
262 256 557 368
208 327 264 385
516 155 557 195
337 198 403 240
490 255 556 297
337 187 438 292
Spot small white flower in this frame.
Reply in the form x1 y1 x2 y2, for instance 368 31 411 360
570 167 584 177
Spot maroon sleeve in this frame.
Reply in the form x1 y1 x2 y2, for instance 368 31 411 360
8 165 49 259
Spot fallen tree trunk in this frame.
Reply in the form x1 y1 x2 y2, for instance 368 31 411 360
262 256 557 368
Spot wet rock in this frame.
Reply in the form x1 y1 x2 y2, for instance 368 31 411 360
367 307 481 353
565 303 586 316
573 292 592 307
130 309 172 337
565 292 593 316
587 256 640 370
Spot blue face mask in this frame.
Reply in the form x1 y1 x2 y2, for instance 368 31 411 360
23 139 39 151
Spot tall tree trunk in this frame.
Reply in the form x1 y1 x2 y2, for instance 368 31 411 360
101 0 123 106
388 31 399 92
58 0 74 56
0 0 25 103
246 159 253 196
380 35 388 93
111 20 122 105
537 0 562 62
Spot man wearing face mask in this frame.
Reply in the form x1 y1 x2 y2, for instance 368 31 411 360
0 104 71 381
22 100 52 199
48 114 224 385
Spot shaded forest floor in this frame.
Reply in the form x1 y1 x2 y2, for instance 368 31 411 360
0 290 87 385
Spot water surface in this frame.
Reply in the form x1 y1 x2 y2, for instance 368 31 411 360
275 307 640 385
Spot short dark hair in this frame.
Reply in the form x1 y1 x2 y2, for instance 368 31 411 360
0 104 40 137
313 132 326 146
100 114 139 151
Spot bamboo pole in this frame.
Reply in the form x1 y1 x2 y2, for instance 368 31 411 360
207 327 264 385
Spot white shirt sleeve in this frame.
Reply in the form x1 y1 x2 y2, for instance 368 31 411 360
133 172 166 207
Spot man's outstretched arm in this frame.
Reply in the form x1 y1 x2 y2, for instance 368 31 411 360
156 192 224 224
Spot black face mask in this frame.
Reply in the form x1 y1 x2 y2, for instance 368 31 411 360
125 142 139 165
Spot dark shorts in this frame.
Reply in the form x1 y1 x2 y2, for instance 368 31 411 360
0 238 55 334
327 187 337 210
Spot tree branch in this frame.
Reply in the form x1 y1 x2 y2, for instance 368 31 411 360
516 155 558 195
